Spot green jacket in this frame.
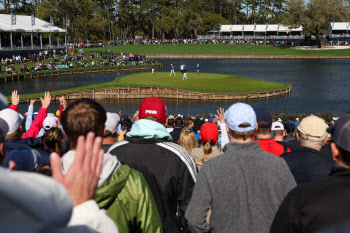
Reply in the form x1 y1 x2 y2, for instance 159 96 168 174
94 164 163 233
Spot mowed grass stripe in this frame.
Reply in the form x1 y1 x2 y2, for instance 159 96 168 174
18 72 289 99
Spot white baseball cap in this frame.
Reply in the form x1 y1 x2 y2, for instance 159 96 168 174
43 114 59 130
105 112 120 134
0 108 22 135
271 122 284 131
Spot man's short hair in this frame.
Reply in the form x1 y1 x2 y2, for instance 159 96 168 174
229 123 255 141
285 123 295 134
175 117 184 127
273 130 284 136
61 98 106 149
184 118 193 127
168 118 174 127
256 120 272 135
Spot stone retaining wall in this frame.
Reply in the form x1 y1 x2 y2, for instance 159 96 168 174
145 54 350 59
21 85 292 103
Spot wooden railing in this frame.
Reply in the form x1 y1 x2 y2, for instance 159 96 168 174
21 85 292 102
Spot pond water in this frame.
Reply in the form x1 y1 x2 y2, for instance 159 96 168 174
1 58 350 114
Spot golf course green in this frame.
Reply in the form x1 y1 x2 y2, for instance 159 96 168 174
19 72 290 99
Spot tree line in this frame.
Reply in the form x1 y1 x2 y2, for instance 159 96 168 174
0 0 286 42
1 0 350 47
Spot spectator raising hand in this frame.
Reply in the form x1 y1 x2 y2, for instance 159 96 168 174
215 107 229 150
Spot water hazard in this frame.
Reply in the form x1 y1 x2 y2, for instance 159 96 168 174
1 58 350 114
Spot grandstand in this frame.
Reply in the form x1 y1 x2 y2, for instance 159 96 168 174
327 22 350 40
219 24 303 38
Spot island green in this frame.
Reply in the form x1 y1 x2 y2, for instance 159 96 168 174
18 72 289 100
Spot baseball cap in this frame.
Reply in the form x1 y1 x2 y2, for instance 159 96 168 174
225 103 257 132
0 108 21 135
105 112 120 134
139 97 167 123
298 116 328 142
200 123 219 144
255 108 272 128
327 114 350 151
2 146 38 171
43 114 59 130
272 122 284 131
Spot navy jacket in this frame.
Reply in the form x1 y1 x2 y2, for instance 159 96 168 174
281 147 335 185
270 166 350 233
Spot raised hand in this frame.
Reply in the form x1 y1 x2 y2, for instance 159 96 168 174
40 91 51 109
11 90 20 106
214 107 226 124
30 99 36 105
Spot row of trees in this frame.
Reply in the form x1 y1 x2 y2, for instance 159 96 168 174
0 0 350 48
0 0 287 42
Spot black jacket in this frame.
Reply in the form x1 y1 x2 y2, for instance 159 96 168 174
170 128 183 143
108 137 197 233
270 166 350 233
280 147 335 185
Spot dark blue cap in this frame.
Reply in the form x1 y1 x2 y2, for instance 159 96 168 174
254 108 272 128
2 146 38 171
327 114 350 151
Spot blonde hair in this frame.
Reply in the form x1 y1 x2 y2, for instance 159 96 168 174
202 140 220 163
178 128 197 154
44 127 64 155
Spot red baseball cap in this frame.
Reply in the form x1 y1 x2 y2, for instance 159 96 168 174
200 123 219 144
139 97 167 123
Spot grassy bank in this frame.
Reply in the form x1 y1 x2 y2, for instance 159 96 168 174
18 72 289 99
81 44 350 56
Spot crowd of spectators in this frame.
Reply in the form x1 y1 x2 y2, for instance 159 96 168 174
0 91 350 233
0 49 155 75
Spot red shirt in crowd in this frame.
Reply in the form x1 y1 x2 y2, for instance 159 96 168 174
256 138 291 156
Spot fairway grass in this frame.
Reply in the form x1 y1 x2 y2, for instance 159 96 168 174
18 72 289 100
83 44 350 56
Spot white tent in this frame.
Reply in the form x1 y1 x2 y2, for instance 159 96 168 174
219 24 303 36
0 14 67 49
327 22 350 36
0 14 66 33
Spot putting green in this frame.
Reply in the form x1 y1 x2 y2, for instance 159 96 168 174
114 72 289 93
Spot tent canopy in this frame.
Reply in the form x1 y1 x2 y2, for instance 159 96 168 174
219 24 303 33
0 14 66 33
